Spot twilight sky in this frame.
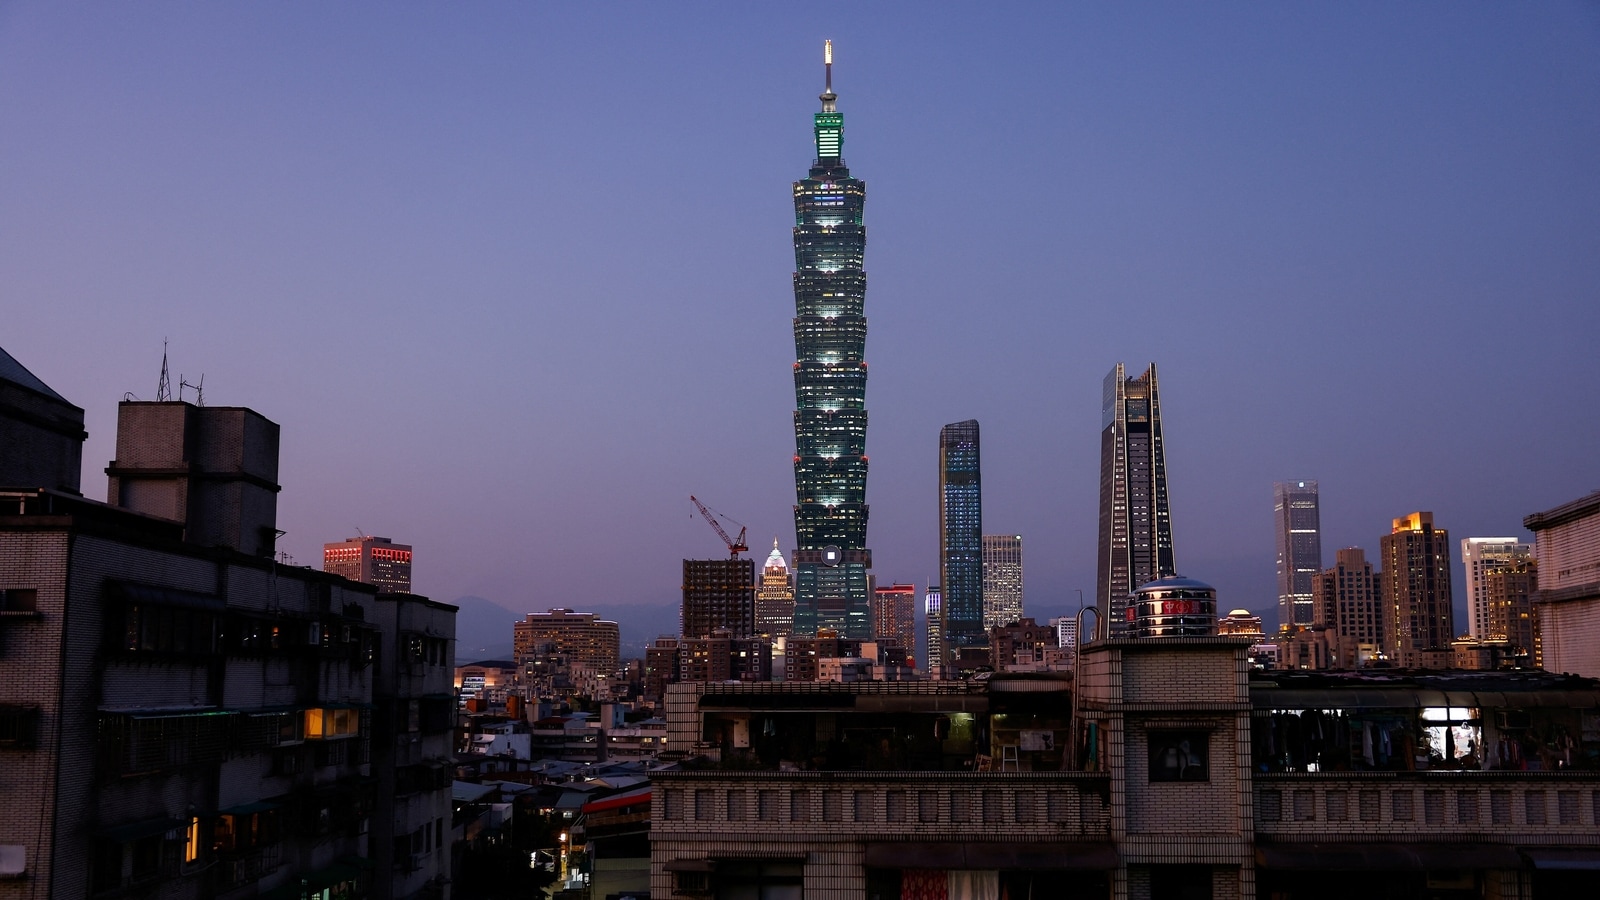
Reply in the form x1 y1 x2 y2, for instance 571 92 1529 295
3 4 1598 651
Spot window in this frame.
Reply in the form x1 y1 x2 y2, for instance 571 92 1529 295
1148 731 1209 782
0 707 39 749
713 860 803 900
0 589 37 613
304 708 359 740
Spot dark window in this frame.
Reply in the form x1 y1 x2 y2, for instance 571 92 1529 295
1148 731 1209 782
0 706 40 749
0 588 37 612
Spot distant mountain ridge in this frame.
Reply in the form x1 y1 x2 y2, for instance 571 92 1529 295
451 595 679 665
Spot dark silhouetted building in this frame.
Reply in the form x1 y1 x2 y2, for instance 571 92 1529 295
0 345 84 494
682 558 757 639
1097 363 1175 634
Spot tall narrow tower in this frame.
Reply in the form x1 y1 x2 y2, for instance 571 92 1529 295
1274 480 1323 630
1096 363 1176 634
791 41 873 639
939 420 984 661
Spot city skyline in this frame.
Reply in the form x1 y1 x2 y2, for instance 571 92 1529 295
4 7 1597 643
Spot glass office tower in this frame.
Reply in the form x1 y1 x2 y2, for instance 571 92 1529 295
791 42 873 638
1096 363 1176 635
1274 481 1323 629
939 420 984 661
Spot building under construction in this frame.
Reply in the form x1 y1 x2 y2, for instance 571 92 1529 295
681 558 757 639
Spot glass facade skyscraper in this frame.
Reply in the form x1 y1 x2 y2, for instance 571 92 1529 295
939 420 984 662
790 42 873 638
1274 480 1323 629
1096 363 1176 635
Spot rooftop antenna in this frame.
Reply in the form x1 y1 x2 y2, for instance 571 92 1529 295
178 372 205 406
157 339 172 402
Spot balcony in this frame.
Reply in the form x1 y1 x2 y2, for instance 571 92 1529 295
1255 772 1600 841
653 770 1111 842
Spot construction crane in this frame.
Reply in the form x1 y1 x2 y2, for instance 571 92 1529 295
690 495 749 559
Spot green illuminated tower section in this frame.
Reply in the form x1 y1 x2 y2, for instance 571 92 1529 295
791 41 872 638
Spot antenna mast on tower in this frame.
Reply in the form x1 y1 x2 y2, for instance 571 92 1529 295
157 340 172 402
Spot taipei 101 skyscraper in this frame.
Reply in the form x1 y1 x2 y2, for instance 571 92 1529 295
790 41 873 638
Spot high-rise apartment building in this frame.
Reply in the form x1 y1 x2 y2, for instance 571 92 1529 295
924 584 942 677
1486 561 1540 666
513 608 621 675
681 558 756 639
755 539 796 637
1380 512 1454 667
981 534 1024 630
871 582 917 657
1312 547 1385 665
790 42 873 640
1524 490 1600 678
1096 363 1176 634
939 420 983 663
323 535 413 593
1461 537 1534 640
1273 481 1322 629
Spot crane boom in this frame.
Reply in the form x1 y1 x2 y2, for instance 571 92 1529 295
690 495 749 558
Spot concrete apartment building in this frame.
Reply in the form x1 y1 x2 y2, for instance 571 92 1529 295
0 350 455 900
650 637 1600 899
1526 491 1600 678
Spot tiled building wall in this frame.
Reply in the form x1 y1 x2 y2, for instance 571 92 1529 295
0 528 70 900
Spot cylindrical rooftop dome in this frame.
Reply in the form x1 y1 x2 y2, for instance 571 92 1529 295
1128 576 1217 638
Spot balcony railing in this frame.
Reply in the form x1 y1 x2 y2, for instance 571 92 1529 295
1255 772 1600 840
652 771 1111 841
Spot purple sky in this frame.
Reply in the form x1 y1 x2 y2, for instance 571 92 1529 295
4 4 1598 648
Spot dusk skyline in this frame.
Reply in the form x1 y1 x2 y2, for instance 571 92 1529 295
4 5 1598 645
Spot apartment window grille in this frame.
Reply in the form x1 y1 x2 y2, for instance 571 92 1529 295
1526 791 1546 825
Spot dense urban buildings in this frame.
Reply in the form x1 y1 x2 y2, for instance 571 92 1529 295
1381 512 1455 667
1272 480 1322 629
981 533 1023 630
680 557 756 639
1096 362 1176 634
938 420 984 665
754 538 795 637
1526 490 1600 678
789 41 873 641
870 581 917 656
1486 559 1541 667
0 345 84 494
653 637 1600 898
323 534 414 593
1462 537 1535 640
512 607 621 675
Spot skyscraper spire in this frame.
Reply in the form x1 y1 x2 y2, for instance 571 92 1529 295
821 39 836 111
